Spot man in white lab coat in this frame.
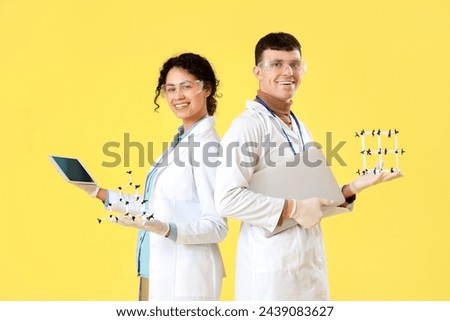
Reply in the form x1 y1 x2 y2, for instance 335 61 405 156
214 32 401 300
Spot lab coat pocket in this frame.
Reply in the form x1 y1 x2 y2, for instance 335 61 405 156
249 224 302 273
174 244 214 299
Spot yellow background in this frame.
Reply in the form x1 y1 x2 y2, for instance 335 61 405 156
1 0 449 300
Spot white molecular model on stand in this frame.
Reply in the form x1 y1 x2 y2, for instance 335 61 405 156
97 171 154 224
355 129 405 176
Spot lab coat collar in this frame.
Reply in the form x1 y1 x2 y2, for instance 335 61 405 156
246 99 301 142
179 115 215 142
160 116 215 169
148 116 215 178
246 99 274 117
145 115 215 198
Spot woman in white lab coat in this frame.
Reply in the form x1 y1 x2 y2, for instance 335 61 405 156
95 53 227 300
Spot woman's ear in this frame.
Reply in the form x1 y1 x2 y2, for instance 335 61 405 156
203 84 212 97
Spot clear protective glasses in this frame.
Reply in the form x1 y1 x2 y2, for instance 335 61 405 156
258 59 307 76
161 80 204 98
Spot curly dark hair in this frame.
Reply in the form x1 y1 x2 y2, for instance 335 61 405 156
254 32 302 65
154 53 220 115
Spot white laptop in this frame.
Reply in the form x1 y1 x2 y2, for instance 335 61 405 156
248 147 349 237
49 155 97 185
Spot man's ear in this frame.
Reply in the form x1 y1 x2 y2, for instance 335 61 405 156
253 66 263 80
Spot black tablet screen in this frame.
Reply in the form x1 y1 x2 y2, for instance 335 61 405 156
51 156 94 183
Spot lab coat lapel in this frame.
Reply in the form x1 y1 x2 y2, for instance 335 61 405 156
152 116 215 181
247 100 301 144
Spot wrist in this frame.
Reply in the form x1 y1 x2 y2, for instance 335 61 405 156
342 185 357 203
279 199 295 225
164 224 171 237
96 188 107 201
286 199 297 218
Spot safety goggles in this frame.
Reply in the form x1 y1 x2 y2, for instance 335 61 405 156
161 80 204 98
258 59 307 76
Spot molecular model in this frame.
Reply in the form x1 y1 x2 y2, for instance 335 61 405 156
355 129 406 175
97 171 154 224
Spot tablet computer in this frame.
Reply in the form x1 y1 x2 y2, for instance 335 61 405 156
49 155 96 184
248 147 349 237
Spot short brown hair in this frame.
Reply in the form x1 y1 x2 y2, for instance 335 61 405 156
255 32 302 65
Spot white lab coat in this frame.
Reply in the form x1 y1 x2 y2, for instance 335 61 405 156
215 100 329 300
109 116 227 300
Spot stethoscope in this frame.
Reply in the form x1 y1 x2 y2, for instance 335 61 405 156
255 95 305 154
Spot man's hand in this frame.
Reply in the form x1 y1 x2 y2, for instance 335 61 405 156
289 198 334 229
349 171 403 194
117 216 170 237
